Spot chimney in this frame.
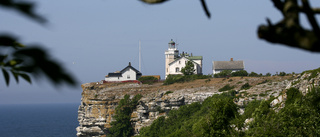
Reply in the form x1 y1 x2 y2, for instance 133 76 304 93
230 58 233 61
129 62 131 66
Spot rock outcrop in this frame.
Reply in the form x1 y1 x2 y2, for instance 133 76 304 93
76 72 320 137
76 82 219 137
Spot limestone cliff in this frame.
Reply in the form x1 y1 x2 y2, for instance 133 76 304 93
76 71 320 137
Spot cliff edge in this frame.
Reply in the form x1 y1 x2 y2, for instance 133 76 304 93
76 71 320 137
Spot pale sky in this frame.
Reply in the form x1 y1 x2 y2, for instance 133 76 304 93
0 0 319 104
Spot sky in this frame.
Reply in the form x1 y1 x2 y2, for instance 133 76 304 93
0 0 319 104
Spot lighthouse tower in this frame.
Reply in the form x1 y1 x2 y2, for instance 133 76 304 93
165 39 179 78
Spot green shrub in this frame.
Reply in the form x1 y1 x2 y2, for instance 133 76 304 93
163 74 211 85
245 87 320 136
266 72 272 76
241 83 251 90
309 70 319 81
138 76 158 84
214 70 232 78
139 86 320 136
231 70 248 77
285 87 303 105
109 94 142 137
218 84 235 92
249 72 259 77
138 94 238 137
279 71 286 76
237 81 243 84
164 91 173 95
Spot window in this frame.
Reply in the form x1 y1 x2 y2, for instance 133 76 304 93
127 75 130 79
176 67 180 72
179 61 181 64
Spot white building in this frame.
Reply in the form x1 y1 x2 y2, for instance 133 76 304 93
165 39 203 78
212 58 244 74
105 62 142 82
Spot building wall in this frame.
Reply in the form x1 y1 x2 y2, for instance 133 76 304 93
105 68 139 81
121 68 138 80
168 58 200 77
165 49 178 78
193 59 202 74
105 76 121 81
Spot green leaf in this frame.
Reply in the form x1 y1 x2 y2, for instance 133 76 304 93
19 73 31 84
6 59 23 66
2 69 10 86
10 70 19 83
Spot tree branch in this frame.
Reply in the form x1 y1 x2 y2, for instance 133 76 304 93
301 0 320 37
272 0 284 12
258 0 320 52
299 7 320 14
200 0 210 18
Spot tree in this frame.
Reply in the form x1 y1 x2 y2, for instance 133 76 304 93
109 94 142 137
181 60 195 76
141 0 320 52
266 72 272 76
0 0 76 86
249 71 259 77
279 71 287 76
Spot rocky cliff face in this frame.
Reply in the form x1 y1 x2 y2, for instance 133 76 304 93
76 72 320 137
76 82 218 137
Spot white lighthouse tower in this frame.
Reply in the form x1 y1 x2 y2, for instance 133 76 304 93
165 39 179 78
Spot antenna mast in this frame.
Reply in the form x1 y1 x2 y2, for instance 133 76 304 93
139 40 141 72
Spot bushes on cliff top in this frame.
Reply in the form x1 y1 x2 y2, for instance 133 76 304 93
139 86 320 136
138 94 238 137
138 76 158 84
108 94 142 137
231 70 249 77
245 87 320 136
163 74 212 85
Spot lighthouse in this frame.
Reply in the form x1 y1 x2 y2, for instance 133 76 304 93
164 39 203 78
165 39 180 78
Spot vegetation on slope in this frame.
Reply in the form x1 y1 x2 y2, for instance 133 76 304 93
138 86 320 137
138 92 238 137
163 74 211 85
109 94 142 137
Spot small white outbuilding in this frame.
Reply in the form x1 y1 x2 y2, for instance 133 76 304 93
105 62 142 82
